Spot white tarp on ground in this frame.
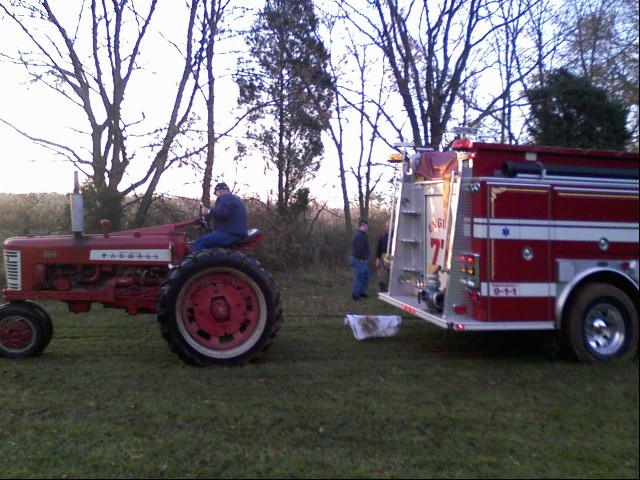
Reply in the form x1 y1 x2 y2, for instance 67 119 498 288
344 314 402 341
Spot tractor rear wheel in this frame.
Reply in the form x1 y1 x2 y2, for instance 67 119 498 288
157 248 283 366
0 302 53 359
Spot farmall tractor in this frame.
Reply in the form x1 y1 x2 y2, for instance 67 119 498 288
0 181 283 366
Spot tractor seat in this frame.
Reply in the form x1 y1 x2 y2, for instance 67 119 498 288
235 228 263 249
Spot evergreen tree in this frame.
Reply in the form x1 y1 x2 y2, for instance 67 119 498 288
236 0 333 216
526 69 630 150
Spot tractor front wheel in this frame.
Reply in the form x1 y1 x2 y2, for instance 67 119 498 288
0 302 53 359
157 248 283 366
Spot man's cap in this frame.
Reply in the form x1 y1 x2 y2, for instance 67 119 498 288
214 182 229 191
359 220 368 227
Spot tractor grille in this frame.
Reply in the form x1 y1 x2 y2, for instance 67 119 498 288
3 250 22 290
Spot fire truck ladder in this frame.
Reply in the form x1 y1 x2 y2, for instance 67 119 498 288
387 161 426 298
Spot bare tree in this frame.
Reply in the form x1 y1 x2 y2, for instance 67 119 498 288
321 2 404 232
490 0 528 143
324 26 353 232
324 23 390 229
0 1 204 229
133 0 204 227
340 44 389 225
340 0 540 149
199 0 232 208
481 0 567 143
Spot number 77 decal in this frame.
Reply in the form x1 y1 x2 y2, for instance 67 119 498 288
431 238 445 264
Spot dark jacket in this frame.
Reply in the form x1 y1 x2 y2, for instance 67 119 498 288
350 229 370 261
376 231 390 259
208 192 247 237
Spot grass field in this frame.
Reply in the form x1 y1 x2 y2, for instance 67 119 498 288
1 268 638 478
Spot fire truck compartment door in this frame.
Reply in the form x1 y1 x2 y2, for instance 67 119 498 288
485 185 552 322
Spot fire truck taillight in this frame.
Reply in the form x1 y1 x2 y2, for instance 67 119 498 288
463 289 481 302
452 138 472 150
466 256 475 275
459 253 480 288
453 305 467 315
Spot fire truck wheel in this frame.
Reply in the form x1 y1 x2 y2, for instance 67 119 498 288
566 283 639 363
157 248 283 366
0 302 54 359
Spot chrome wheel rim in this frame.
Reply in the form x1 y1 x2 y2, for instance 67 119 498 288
583 302 626 356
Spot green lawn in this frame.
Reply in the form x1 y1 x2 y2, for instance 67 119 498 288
1 269 638 478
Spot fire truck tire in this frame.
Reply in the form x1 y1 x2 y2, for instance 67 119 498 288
157 248 283 366
0 302 54 359
565 283 638 363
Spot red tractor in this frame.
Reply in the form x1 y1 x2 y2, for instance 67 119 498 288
0 188 283 366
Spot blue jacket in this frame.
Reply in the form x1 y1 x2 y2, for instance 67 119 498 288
208 192 248 237
350 230 370 261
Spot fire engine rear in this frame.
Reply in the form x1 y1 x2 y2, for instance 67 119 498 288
379 139 639 363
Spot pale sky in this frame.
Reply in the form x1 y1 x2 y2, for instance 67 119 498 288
0 2 396 210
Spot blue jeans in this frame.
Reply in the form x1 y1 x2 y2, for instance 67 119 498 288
349 255 371 297
191 231 245 251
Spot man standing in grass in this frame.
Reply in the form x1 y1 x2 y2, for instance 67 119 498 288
349 220 371 300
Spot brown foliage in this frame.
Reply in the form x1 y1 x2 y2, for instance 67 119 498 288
0 193 388 286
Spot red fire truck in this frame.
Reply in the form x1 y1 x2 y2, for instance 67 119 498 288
379 139 639 363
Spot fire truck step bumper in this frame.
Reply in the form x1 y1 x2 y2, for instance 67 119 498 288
377 293 556 332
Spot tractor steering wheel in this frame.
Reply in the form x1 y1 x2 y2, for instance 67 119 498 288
197 203 211 233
